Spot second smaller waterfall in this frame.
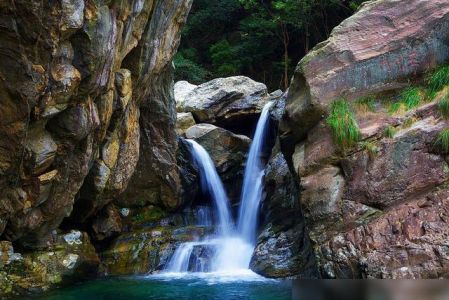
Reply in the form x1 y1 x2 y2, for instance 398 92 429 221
188 140 233 236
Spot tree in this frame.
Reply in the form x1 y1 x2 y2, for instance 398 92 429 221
175 0 367 90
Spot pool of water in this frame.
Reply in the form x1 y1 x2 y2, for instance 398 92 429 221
29 271 291 300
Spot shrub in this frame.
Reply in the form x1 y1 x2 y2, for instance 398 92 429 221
327 98 361 149
428 65 449 95
384 125 396 138
438 93 449 119
434 129 449 154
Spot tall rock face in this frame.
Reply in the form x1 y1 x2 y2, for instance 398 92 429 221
283 0 449 140
0 0 192 249
280 0 449 279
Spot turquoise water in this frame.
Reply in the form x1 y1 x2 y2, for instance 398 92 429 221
30 273 291 300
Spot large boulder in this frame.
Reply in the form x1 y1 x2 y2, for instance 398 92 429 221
251 147 317 278
177 76 269 131
175 80 197 112
282 0 449 139
185 124 251 204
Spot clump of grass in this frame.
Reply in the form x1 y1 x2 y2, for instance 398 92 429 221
434 128 449 154
361 141 379 159
327 98 361 149
400 87 423 109
428 65 449 95
388 87 424 114
403 117 417 128
355 96 376 113
438 93 449 119
388 101 404 114
384 125 396 138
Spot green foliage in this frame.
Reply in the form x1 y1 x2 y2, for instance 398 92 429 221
388 87 423 114
427 65 449 95
176 0 367 90
327 99 361 149
384 125 396 138
434 129 449 154
388 102 403 114
355 96 376 112
438 93 449 119
400 87 422 109
210 39 243 76
173 53 210 84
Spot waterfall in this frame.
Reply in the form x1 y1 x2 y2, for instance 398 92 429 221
165 242 195 272
164 102 273 275
187 140 233 236
237 102 273 245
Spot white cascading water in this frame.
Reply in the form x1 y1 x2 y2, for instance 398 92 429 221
237 101 274 245
187 140 233 236
164 102 273 275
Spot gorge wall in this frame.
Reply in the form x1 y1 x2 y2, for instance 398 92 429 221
0 0 192 294
272 0 449 278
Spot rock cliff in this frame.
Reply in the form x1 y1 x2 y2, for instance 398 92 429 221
271 0 449 279
0 0 192 248
0 0 192 295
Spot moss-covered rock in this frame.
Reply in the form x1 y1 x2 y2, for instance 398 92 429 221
0 231 99 297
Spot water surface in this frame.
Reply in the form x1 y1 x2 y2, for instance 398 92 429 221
30 272 291 300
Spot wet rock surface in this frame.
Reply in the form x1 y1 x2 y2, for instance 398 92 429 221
0 231 99 297
186 124 251 204
251 145 317 278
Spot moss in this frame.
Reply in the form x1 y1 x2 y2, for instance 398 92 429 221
327 98 361 150
434 128 449 154
132 206 166 223
384 125 396 138
427 65 449 95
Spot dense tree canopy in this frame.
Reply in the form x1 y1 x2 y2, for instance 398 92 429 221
175 0 366 90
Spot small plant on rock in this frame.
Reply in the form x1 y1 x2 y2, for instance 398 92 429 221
327 98 361 150
355 96 376 113
438 93 449 119
400 87 423 110
384 125 396 138
428 65 449 95
361 141 379 159
434 128 449 154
